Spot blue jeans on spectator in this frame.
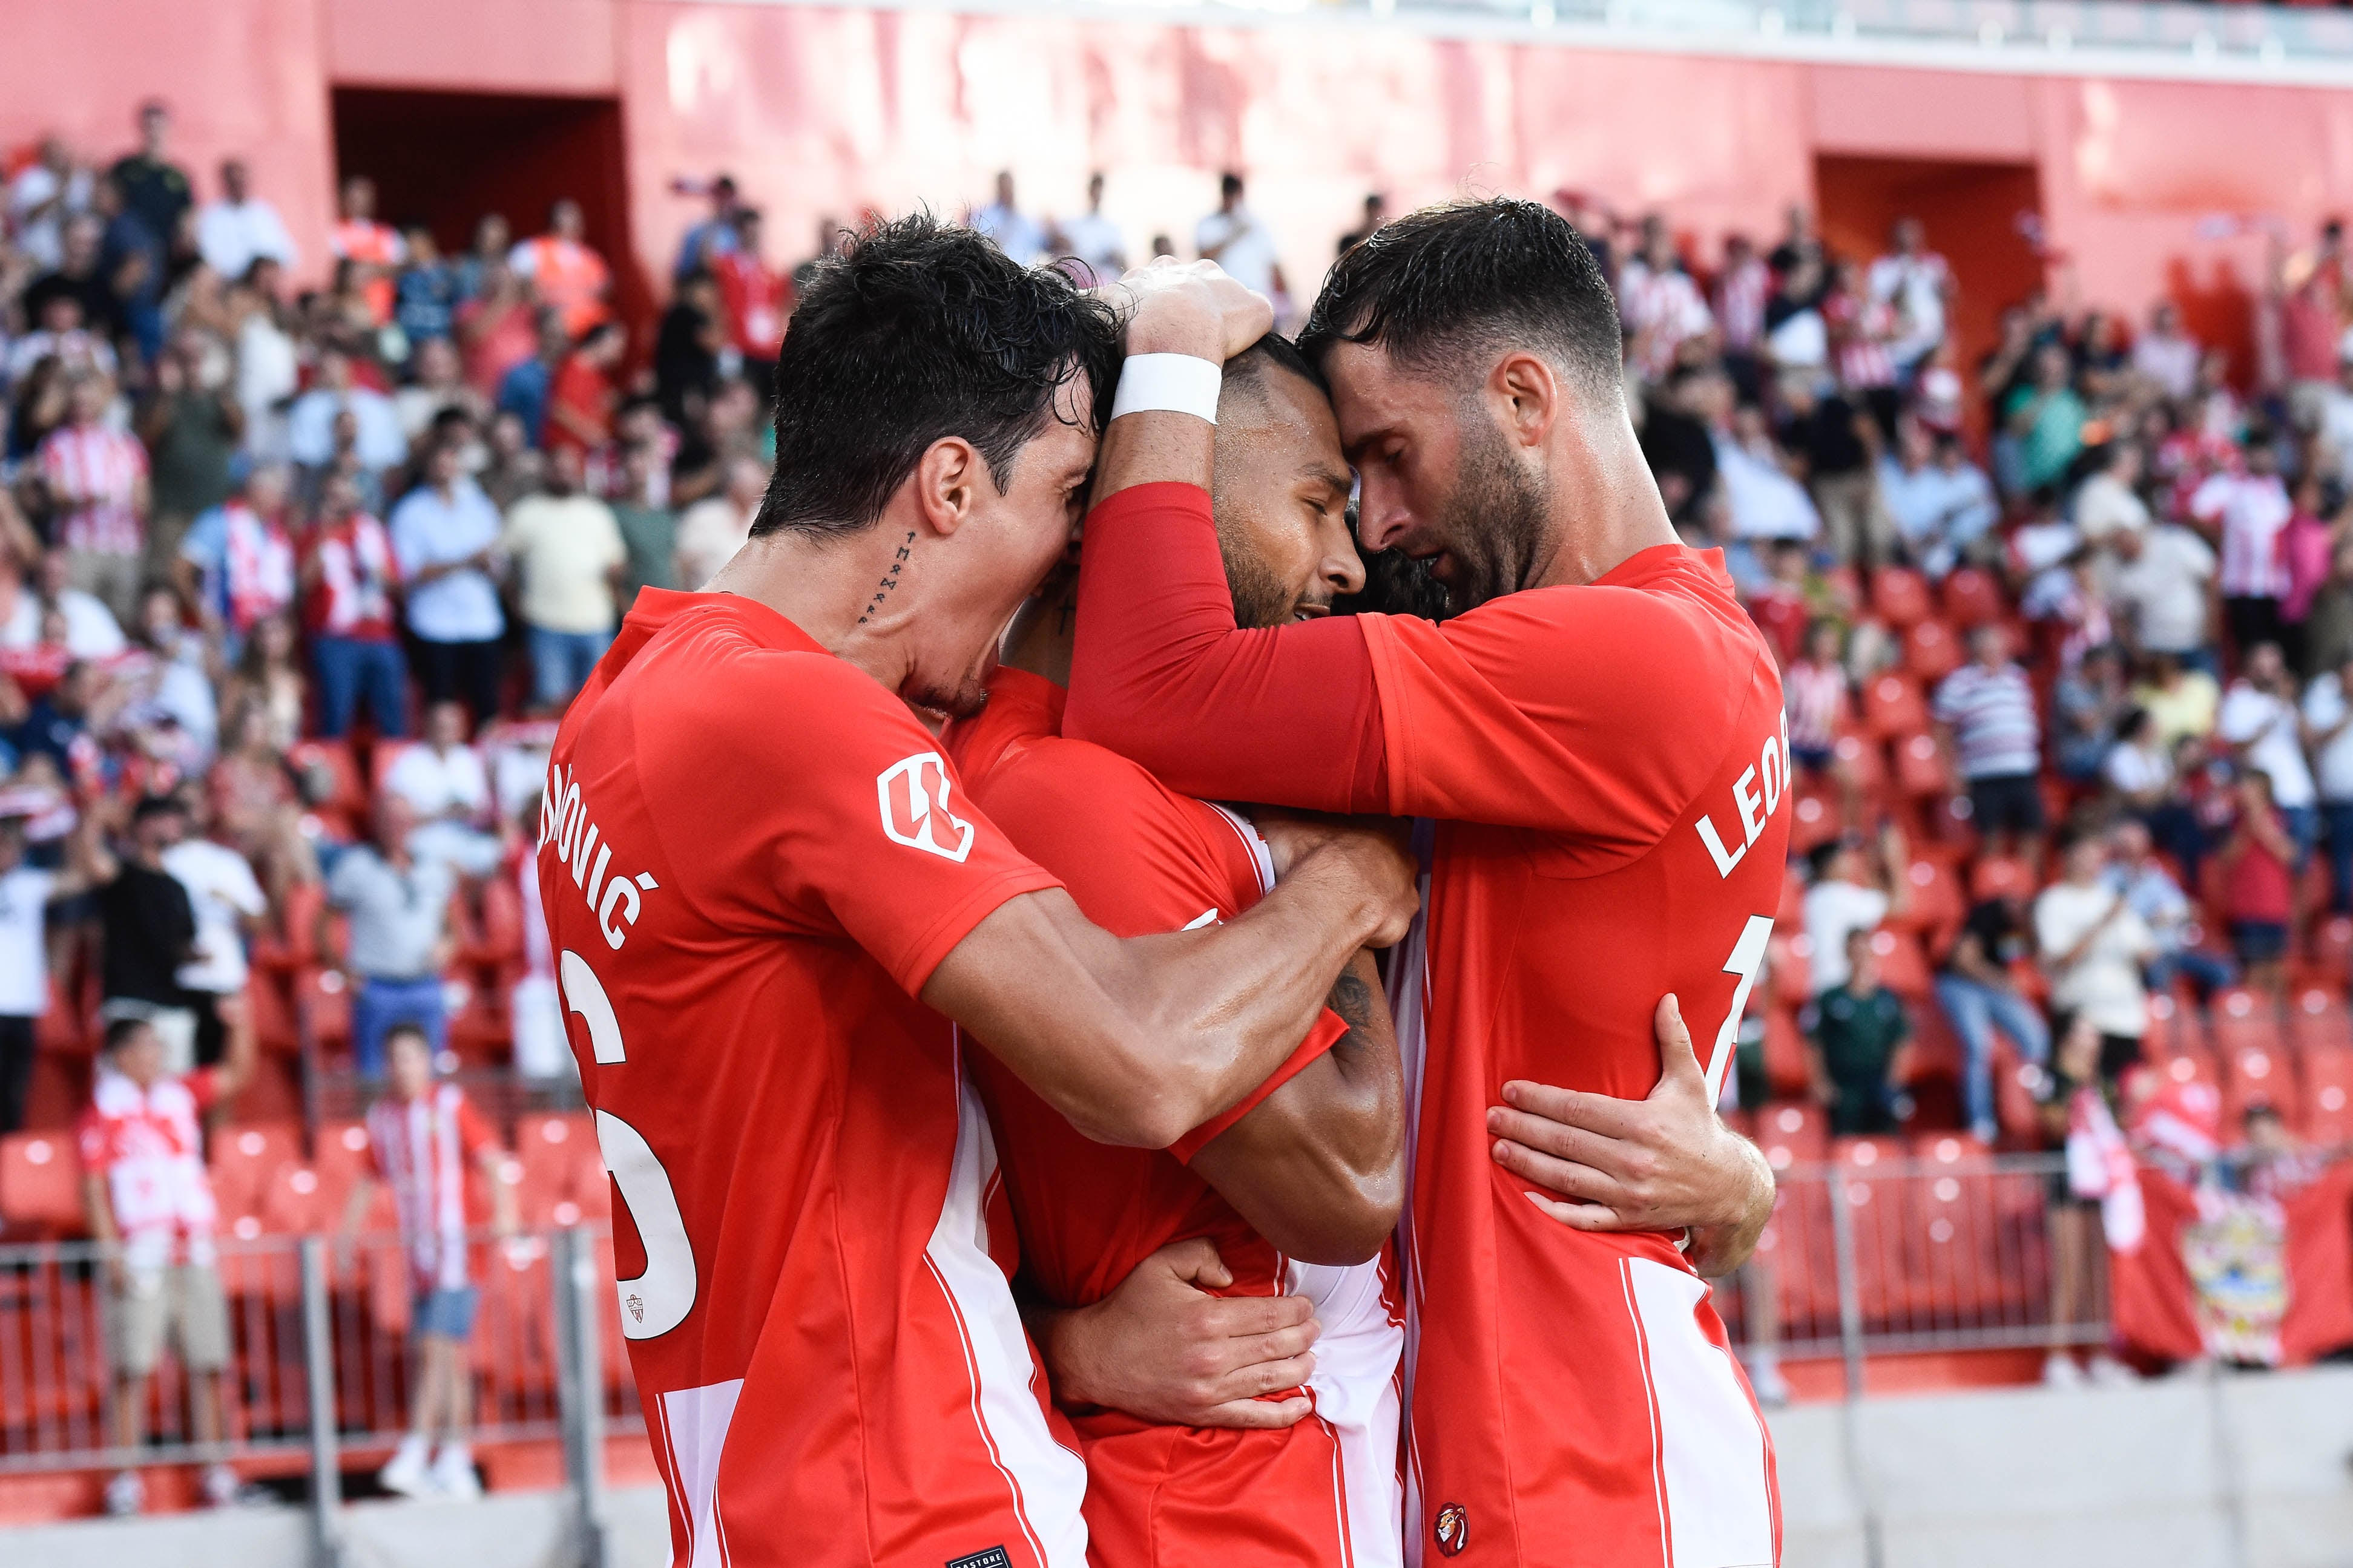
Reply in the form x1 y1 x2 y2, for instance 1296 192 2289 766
528 624 614 710
2147 948 2237 1002
2325 802 2353 914
2282 804 2320 871
352 974 447 1079
314 635 409 738
1933 974 2050 1135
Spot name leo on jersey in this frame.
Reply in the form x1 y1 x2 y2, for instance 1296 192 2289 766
1693 712 1792 881
541 761 659 950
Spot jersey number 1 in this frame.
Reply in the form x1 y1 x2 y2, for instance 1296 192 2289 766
561 950 698 1340
1706 916 1774 1104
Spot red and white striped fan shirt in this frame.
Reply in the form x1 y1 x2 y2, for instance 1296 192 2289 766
367 1083 495 1293
1824 289 1898 391
1714 257 1771 354
2192 471 2294 599
38 422 147 557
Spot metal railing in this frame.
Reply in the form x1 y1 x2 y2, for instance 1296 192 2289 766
0 1222 635 1568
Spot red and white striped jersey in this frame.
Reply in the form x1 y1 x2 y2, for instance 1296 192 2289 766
1616 261 1715 379
541 590 1087 1568
2193 471 2294 599
1824 289 1897 392
1714 258 1771 355
368 1082 495 1293
37 423 146 558
76 1068 222 1269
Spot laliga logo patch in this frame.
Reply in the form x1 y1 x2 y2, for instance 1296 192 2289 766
1433 1501 1469 1557
877 752 975 862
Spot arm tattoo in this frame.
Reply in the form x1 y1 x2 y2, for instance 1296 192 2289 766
1328 964 1377 1034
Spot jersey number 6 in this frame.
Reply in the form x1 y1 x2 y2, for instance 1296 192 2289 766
561 950 698 1340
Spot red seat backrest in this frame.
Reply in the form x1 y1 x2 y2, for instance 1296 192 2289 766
0 1131 84 1232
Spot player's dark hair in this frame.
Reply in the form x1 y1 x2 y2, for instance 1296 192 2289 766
753 212 1121 540
384 1022 433 1054
1298 197 1625 402
1221 331 1327 408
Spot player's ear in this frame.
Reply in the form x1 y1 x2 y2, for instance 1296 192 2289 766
1490 350 1559 450
911 437 982 540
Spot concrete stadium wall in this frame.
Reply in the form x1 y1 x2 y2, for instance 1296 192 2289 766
7 0 2353 342
5 1364 2350 1566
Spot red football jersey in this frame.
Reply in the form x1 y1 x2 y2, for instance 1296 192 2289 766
953 671 1405 1568
1067 485 1788 1568
541 589 1087 1568
1361 557 1789 1568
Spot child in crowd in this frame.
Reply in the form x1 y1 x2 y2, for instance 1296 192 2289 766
335 1023 518 1500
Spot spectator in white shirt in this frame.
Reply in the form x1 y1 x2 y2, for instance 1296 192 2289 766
2033 827 2156 1081
1 547 127 658
1617 215 1715 381
193 158 295 283
389 439 506 725
2219 640 2319 862
2130 301 2200 402
2192 433 2293 654
286 347 407 473
1865 217 1952 373
0 815 93 1134
162 789 268 1069
2107 520 2216 660
1050 172 1125 287
1878 420 1998 578
2301 649 2353 912
1802 826 1910 997
969 171 1045 264
1195 172 1285 304
1714 403 1822 542
7 137 91 274
386 701 500 876
2314 349 2353 488
2072 442 2150 544
673 453 765 589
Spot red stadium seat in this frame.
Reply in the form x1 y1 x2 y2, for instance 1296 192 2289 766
1767 931 1812 1004
1775 867 1806 925
1861 673 1930 738
1762 1005 1811 1098
1832 1136 1915 1324
209 1120 301 1224
1889 853 1965 939
370 740 416 796
2308 917 2353 987
1903 619 1963 683
314 1119 392 1231
1756 1101 1829 1172
286 740 369 833
1871 567 1932 629
2288 987 2351 1062
297 968 353 1052
252 882 326 976
1940 567 2004 629
1867 926 1933 999
2303 1048 2353 1141
1969 856 2032 903
1831 732 1886 796
1890 732 1952 799
259 1161 327 1236
1785 784 1842 858
0 1131 84 1234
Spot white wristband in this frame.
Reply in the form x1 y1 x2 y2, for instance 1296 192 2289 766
1110 353 1222 425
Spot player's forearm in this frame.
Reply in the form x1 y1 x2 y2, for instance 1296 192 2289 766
1683 1135 1775 1279
1189 951 1403 1264
1064 481 1384 810
930 865 1392 1149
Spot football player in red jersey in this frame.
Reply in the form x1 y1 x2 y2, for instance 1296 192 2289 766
1064 207 1789 1567
536 217 1421 1568
945 334 1408 1568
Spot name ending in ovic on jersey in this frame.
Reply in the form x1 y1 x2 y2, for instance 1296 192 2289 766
1693 715 1792 881
541 761 660 950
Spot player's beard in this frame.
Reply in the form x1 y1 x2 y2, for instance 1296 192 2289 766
1217 529 1295 630
1431 405 1549 614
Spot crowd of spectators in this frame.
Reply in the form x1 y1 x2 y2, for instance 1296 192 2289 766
6 101 2353 1454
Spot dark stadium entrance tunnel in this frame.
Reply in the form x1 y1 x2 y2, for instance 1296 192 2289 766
1814 154 2046 440
329 86 657 344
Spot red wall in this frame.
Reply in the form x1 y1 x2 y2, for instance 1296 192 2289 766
7 0 2349 339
